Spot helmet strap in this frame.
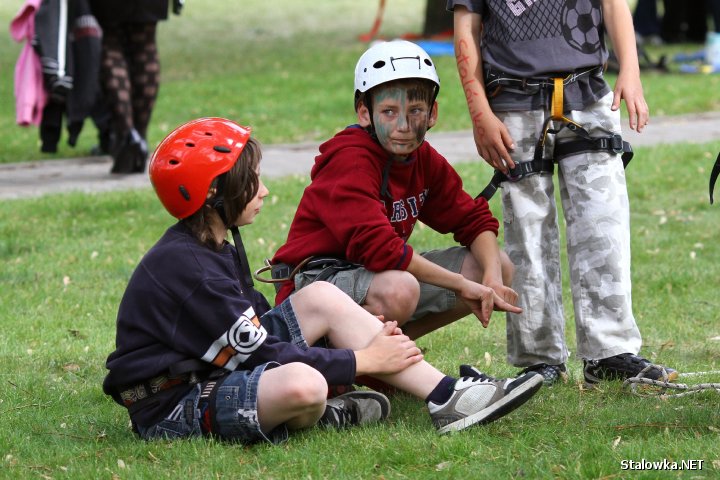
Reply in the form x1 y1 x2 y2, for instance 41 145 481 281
210 173 255 288
230 225 255 288
210 173 229 225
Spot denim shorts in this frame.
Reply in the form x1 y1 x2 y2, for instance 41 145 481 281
294 246 467 322
137 298 308 444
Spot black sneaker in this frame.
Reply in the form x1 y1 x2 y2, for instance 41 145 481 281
428 368 543 434
519 363 568 386
318 391 391 429
583 353 678 386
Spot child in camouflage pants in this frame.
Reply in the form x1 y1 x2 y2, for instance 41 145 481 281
449 0 677 385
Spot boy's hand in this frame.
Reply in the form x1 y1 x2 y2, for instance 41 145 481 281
459 279 523 328
612 72 649 133
472 111 516 173
355 321 423 375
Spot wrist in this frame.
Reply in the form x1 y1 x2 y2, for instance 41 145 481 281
353 350 370 376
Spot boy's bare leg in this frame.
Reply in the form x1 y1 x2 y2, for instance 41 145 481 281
256 362 328 432
290 282 444 399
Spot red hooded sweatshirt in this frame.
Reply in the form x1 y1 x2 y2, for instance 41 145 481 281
272 125 499 303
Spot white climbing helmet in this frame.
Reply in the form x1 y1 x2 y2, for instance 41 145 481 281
354 39 440 108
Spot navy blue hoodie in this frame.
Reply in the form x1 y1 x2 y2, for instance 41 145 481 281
104 223 355 426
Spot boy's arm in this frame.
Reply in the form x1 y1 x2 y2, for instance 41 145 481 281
602 0 649 133
405 245 522 328
452 5 515 173
468 230 518 306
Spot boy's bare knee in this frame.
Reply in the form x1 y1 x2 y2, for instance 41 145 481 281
459 251 482 283
459 249 515 286
279 363 328 407
500 250 514 285
366 271 419 322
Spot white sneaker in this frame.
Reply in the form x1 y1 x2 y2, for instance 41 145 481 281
428 369 543 434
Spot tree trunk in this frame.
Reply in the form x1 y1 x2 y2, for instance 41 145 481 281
422 0 454 37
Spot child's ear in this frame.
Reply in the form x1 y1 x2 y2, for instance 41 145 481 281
428 101 438 129
357 102 372 127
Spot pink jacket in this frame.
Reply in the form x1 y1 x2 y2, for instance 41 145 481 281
10 0 46 126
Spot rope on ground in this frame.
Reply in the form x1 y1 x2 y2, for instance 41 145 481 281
623 365 720 398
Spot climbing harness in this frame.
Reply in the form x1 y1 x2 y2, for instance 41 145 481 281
255 257 361 293
709 151 720 204
623 366 720 398
478 67 633 201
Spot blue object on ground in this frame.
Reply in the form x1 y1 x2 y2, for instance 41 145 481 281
414 40 454 57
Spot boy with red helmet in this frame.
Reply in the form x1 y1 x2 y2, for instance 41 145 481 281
103 117 543 441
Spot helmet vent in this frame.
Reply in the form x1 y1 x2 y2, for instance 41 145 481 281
213 145 232 153
178 185 191 201
185 142 195 147
424 59 433 66
169 159 180 165
373 60 386 69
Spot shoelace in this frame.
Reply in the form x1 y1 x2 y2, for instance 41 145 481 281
521 363 562 377
322 402 357 428
459 364 498 382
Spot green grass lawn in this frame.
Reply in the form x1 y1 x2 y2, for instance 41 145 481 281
2 1 720 478
2 139 720 479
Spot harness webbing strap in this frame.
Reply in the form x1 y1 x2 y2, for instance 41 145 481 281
554 135 633 168
710 151 720 204
477 159 554 201
198 378 223 434
552 77 564 120
478 69 633 201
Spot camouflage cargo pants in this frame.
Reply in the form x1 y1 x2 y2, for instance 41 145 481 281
497 92 642 366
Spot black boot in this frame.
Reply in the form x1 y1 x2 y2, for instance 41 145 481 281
110 128 148 174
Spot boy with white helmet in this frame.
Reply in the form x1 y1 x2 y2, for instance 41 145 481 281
271 41 541 415
274 40 520 336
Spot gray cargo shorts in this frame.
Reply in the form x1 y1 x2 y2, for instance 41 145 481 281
294 246 468 322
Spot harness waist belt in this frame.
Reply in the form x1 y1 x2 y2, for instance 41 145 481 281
485 66 604 95
119 373 190 407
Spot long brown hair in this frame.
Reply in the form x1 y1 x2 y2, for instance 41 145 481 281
183 136 262 249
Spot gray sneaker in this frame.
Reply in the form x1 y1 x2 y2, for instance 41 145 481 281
428 370 543 434
319 390 391 429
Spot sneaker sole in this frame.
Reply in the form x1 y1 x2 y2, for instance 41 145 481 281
342 390 392 422
437 373 543 434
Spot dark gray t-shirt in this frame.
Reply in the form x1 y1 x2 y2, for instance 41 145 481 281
448 0 611 111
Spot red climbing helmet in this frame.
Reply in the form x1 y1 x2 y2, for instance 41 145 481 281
148 117 252 219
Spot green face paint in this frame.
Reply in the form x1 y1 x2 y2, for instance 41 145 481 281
371 85 431 161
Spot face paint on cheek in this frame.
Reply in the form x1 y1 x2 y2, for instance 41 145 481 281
410 116 428 143
373 114 393 147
